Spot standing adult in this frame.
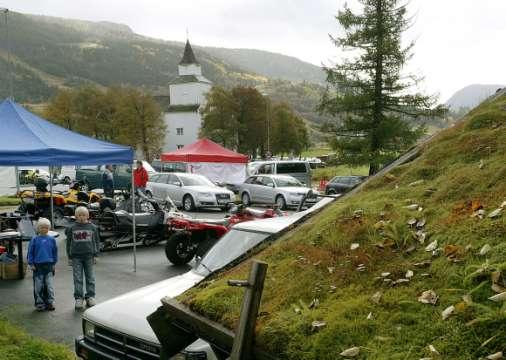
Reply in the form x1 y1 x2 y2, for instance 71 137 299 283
133 160 149 195
101 165 114 198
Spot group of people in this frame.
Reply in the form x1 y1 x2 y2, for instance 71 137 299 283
26 160 150 312
27 206 99 311
101 160 149 197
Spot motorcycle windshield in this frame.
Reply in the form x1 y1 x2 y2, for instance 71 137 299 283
194 229 269 276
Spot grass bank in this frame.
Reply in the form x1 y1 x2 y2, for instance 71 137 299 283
0 317 74 359
0 196 20 206
180 94 506 359
312 165 369 183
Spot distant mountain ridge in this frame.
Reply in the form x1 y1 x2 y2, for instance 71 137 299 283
446 84 505 111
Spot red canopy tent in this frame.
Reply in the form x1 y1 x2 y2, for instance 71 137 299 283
161 139 248 183
161 138 248 163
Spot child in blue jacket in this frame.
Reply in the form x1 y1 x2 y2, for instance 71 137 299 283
27 218 58 311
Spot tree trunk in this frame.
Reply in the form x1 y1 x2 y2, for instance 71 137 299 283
369 0 385 176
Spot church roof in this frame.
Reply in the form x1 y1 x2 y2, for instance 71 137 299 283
179 40 198 65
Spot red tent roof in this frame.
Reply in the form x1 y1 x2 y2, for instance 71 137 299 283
161 138 248 163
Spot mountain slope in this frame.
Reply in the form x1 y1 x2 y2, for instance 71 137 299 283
446 84 504 111
180 92 506 359
0 12 323 100
203 47 325 84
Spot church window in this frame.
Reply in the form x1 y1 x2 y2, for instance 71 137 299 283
176 128 184 135
177 144 184 149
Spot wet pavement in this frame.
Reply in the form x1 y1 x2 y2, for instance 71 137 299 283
0 230 190 348
0 206 293 350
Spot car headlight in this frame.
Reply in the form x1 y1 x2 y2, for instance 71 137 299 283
84 320 95 339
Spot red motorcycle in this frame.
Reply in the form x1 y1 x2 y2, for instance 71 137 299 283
165 205 285 265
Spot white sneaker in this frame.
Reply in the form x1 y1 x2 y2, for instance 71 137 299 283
75 299 84 309
86 297 96 307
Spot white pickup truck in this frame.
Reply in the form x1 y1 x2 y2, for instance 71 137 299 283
75 198 333 360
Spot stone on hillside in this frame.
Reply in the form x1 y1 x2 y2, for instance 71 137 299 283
413 260 432 268
471 209 486 219
311 320 326 332
479 159 485 169
462 294 473 305
418 290 439 305
407 218 417 226
340 347 360 357
488 208 502 218
488 292 506 302
350 243 360 250
501 201 506 209
492 284 506 293
405 204 419 210
479 244 492 256
366 312 373 320
406 270 414 278
416 218 426 228
353 209 364 218
308 298 319 309
487 352 503 360
425 240 438 252
409 179 424 186
327 267 335 274
442 305 455 320
393 278 410 286
428 344 440 355
371 291 382 304
381 272 391 277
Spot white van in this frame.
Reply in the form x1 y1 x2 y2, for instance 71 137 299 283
250 160 312 187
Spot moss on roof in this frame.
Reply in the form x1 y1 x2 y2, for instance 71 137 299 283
179 94 506 359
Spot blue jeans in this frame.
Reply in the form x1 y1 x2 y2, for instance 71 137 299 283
33 263 55 307
72 257 95 299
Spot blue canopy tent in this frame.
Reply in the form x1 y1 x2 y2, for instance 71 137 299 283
0 99 139 270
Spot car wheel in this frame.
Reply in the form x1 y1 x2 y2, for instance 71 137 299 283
63 176 71 184
275 195 287 210
183 195 195 212
165 232 198 265
327 189 336 195
241 192 251 206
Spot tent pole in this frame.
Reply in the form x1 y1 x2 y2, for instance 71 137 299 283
49 166 54 229
14 166 20 194
131 164 136 272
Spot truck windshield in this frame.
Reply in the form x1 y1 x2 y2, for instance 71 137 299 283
194 229 270 276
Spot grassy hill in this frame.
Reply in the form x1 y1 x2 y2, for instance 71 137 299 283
179 93 506 359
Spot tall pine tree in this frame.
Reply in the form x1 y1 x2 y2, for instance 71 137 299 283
319 0 445 175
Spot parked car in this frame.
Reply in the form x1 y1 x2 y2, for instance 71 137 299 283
146 172 234 211
325 175 366 195
239 174 317 210
76 161 156 191
151 159 187 173
249 160 312 187
75 197 335 360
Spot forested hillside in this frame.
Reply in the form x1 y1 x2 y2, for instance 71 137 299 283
0 12 328 127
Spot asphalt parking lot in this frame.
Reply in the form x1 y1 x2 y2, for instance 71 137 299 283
0 205 292 349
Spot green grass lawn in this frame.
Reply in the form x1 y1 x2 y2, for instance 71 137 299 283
0 196 21 206
180 94 506 359
301 147 333 158
312 165 369 183
0 317 74 359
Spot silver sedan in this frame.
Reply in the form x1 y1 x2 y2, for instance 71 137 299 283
238 174 316 210
146 172 234 211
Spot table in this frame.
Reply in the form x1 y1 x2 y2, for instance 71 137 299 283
0 230 59 280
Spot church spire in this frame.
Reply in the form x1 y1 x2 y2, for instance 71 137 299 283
179 39 198 65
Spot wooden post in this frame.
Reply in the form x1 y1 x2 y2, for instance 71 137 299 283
228 260 268 360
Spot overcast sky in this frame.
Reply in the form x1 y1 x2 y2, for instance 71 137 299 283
2 0 506 101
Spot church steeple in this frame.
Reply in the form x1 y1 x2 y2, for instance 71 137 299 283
179 40 198 65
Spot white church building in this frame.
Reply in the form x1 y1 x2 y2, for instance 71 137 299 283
162 40 212 152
